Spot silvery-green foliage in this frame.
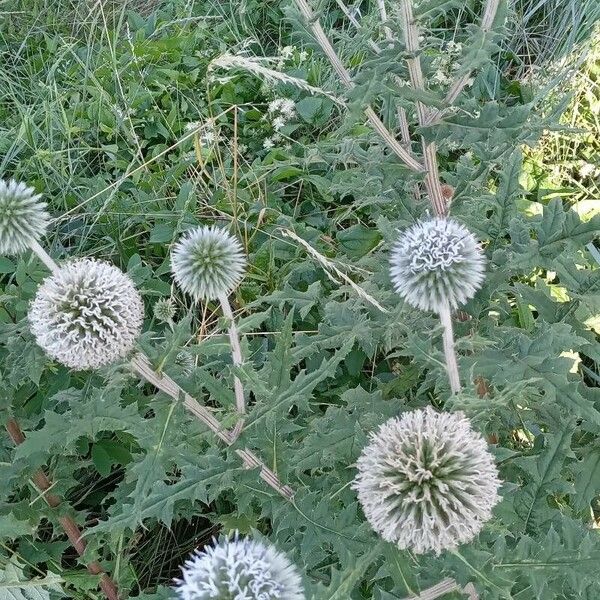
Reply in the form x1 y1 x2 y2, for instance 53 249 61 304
389 218 485 312
175 534 305 600
171 226 246 301
0 179 49 255
29 259 143 370
354 407 501 554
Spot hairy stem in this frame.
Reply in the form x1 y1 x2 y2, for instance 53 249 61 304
5 418 120 600
131 354 294 500
218 293 245 440
439 301 461 394
398 0 448 216
28 238 59 274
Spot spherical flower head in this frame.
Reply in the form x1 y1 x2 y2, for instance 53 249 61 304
171 226 246 301
389 217 485 312
0 179 49 255
29 259 144 370
175 533 305 600
154 297 176 323
353 407 501 555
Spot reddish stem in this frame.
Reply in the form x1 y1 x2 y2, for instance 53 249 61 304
5 418 120 600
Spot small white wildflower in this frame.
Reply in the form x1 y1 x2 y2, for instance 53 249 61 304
171 225 246 301
432 70 452 86
280 45 294 59
263 137 275 150
154 297 176 323
237 143 248 155
29 259 144 370
0 179 49 256
446 41 462 54
272 116 286 131
390 217 485 313
579 163 597 178
280 99 295 117
298 50 308 62
268 99 284 114
175 533 305 600
185 121 201 132
353 407 501 555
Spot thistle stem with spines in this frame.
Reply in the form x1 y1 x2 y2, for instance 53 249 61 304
439 300 461 394
218 292 245 439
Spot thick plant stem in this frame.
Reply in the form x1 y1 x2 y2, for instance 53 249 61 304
5 418 120 600
28 238 59 274
131 354 294 500
218 293 245 440
439 301 461 394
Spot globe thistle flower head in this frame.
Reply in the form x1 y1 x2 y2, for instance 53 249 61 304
389 217 485 313
29 259 144 370
0 179 49 255
175 533 305 600
153 297 176 323
171 226 246 301
353 407 501 555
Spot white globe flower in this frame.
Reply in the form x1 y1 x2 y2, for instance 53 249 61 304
353 407 501 555
0 179 49 255
171 226 246 301
389 217 485 312
175 534 305 600
29 259 144 370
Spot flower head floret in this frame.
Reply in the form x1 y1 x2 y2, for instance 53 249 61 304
29 259 144 370
353 407 501 555
171 226 246 301
175 533 304 600
0 179 49 255
389 217 485 312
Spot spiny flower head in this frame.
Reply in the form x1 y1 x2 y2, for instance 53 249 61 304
353 407 501 555
0 179 49 255
154 297 176 323
29 259 144 370
175 533 305 600
171 226 246 301
389 217 485 313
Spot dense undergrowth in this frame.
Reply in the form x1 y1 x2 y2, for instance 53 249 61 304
0 1 599 599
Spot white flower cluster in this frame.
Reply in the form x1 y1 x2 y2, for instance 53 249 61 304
276 45 308 69
29 259 144 370
389 217 485 313
354 407 501 555
0 179 49 256
171 225 246 301
175 534 305 600
263 98 296 149
185 120 221 147
430 41 470 87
